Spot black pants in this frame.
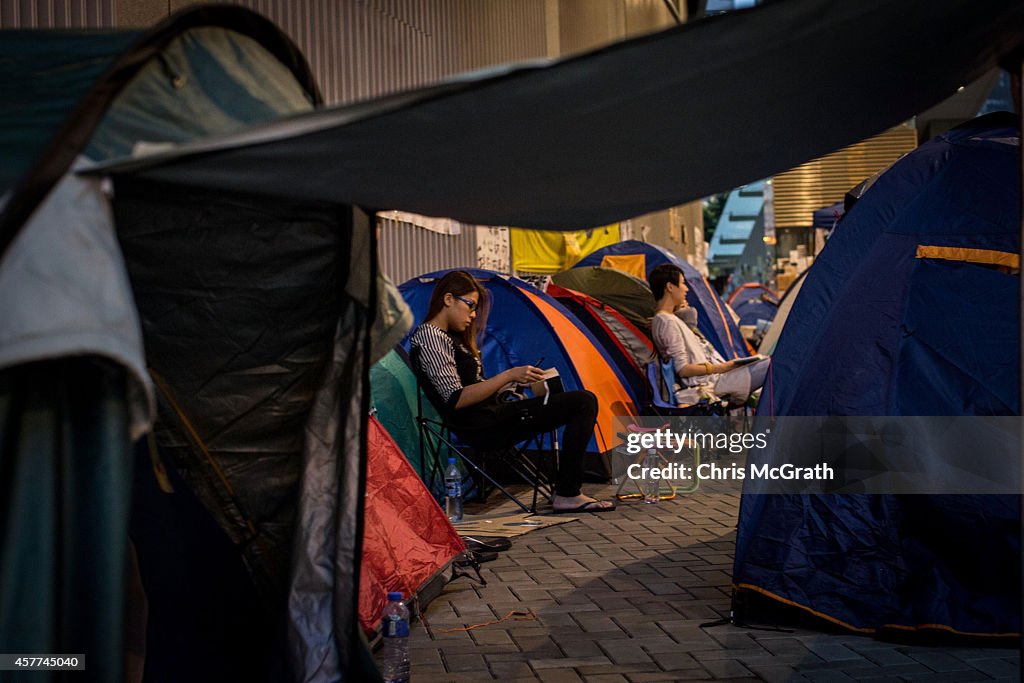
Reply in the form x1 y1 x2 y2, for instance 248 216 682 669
452 390 598 498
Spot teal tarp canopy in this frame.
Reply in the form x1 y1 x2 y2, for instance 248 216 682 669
0 31 140 195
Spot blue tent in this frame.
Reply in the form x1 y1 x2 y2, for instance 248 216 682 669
575 240 749 358
811 201 845 231
734 113 1021 638
727 283 780 327
732 297 777 328
399 269 640 457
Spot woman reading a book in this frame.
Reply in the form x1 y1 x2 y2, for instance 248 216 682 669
409 270 615 513
647 264 769 406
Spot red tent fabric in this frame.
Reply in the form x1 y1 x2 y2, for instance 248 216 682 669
358 416 465 634
546 283 654 405
547 283 653 374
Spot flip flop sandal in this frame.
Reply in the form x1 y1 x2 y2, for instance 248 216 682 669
552 501 617 514
463 536 512 552
454 550 498 565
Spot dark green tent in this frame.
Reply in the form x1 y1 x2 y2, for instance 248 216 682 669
551 267 656 335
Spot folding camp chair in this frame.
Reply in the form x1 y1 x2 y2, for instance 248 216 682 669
645 355 755 429
644 357 726 417
612 358 724 501
613 423 701 501
405 347 556 514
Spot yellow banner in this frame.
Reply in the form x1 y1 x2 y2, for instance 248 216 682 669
510 225 620 273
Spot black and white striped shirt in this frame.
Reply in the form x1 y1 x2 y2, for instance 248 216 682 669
409 323 484 410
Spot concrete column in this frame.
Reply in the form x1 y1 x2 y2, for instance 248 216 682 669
115 0 167 28
545 0 561 57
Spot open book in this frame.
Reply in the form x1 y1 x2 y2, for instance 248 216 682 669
527 368 563 398
496 368 563 402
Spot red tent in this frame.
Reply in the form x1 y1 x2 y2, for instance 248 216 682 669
358 416 466 634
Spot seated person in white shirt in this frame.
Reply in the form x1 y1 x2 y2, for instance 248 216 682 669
647 264 769 406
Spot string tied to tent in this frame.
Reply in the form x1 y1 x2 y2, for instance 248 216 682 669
436 609 538 633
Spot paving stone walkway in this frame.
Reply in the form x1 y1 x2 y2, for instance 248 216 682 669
408 486 1020 682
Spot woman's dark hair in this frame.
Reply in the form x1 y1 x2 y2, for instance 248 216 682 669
647 263 685 300
424 270 489 356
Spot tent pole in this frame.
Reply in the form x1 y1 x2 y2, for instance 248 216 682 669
345 204 378 677
1017 55 1022 670
661 0 684 25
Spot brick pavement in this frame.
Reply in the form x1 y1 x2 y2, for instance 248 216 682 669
408 486 1020 682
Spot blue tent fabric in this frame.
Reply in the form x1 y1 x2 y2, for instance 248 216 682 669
811 201 844 230
766 113 1020 418
575 240 749 359
398 268 639 455
734 113 1021 637
731 296 778 328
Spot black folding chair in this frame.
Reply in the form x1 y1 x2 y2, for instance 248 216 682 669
403 346 556 514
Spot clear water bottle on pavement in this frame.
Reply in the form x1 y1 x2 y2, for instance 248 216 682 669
444 457 463 522
644 448 660 504
380 591 411 683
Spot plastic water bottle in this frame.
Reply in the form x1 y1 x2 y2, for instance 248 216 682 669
444 457 463 522
379 591 410 683
644 448 660 504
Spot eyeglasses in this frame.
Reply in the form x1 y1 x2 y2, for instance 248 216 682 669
452 294 478 312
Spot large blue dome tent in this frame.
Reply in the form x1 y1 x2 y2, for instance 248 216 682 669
734 113 1021 638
